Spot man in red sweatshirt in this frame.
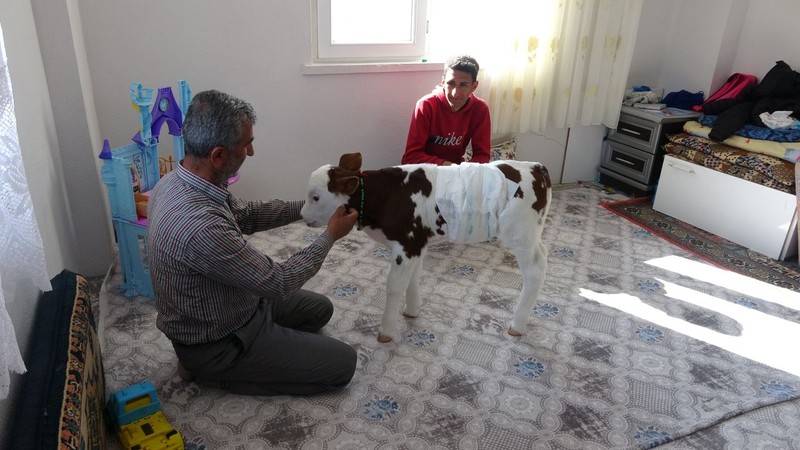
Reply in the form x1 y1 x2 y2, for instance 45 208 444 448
401 55 491 166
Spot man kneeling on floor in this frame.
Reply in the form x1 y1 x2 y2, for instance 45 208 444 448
147 89 359 395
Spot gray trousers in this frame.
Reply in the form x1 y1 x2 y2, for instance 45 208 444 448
173 290 357 395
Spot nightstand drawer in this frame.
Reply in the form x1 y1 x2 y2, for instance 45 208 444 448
609 113 660 153
601 140 659 184
600 105 701 195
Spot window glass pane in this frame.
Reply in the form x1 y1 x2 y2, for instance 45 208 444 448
316 0 427 62
331 0 416 44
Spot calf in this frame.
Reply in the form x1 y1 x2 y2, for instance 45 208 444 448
301 153 551 343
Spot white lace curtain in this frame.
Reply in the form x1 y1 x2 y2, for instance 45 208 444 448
0 24 51 399
429 0 643 134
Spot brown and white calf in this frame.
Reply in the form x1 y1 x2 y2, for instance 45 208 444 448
301 153 551 343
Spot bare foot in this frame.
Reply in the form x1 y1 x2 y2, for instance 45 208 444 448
507 327 523 337
377 334 394 343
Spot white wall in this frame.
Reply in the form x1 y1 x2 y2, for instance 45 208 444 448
76 0 446 201
732 0 800 78
628 0 800 100
28 0 113 276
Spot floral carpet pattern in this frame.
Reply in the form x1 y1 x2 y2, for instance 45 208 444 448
101 185 800 449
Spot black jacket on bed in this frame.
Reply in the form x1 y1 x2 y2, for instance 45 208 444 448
704 60 800 142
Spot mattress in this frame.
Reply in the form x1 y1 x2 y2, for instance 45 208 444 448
663 132 796 194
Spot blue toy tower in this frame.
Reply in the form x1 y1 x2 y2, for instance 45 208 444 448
99 80 191 298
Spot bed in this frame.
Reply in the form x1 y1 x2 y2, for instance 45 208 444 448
653 120 798 261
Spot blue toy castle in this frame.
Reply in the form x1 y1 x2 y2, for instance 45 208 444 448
99 80 191 298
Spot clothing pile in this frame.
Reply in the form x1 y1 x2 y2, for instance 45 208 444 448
622 85 662 106
698 60 800 142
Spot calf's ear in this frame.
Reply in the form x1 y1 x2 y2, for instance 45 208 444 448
334 176 360 195
339 153 362 172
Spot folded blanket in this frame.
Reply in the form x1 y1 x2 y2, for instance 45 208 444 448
684 120 800 163
697 115 800 142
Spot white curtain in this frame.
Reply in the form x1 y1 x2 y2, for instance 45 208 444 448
428 0 643 134
0 24 51 399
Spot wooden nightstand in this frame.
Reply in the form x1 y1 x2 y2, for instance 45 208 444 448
599 105 700 196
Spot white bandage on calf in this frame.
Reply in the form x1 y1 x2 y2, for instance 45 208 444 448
434 163 516 243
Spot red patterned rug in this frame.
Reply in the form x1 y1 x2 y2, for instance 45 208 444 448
602 196 800 292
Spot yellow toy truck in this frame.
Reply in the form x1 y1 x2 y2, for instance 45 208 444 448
107 381 184 450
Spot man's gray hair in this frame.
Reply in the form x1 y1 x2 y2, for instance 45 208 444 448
182 90 257 158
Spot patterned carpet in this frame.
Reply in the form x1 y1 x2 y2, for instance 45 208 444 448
100 185 800 449
602 196 800 293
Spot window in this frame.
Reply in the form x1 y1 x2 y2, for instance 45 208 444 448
315 0 428 63
312 0 642 134
313 0 533 66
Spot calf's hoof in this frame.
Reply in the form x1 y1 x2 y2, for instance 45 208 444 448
377 334 394 343
401 310 418 318
507 327 523 337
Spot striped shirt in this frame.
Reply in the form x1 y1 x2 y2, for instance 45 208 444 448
146 163 334 345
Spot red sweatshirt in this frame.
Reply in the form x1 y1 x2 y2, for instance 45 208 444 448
401 87 491 165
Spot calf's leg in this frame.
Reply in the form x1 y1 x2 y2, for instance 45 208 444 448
401 250 425 318
379 253 419 343
507 240 548 336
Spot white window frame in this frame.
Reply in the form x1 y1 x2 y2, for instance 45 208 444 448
314 0 428 63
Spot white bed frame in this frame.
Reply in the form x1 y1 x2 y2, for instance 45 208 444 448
653 155 798 261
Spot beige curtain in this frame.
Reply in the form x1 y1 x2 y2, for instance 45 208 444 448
458 0 643 134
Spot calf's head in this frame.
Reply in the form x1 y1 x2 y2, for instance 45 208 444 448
300 152 363 227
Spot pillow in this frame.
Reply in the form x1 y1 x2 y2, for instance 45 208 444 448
490 136 517 161
464 136 517 162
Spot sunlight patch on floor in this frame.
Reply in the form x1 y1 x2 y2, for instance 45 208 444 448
579 255 800 377
646 255 800 312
